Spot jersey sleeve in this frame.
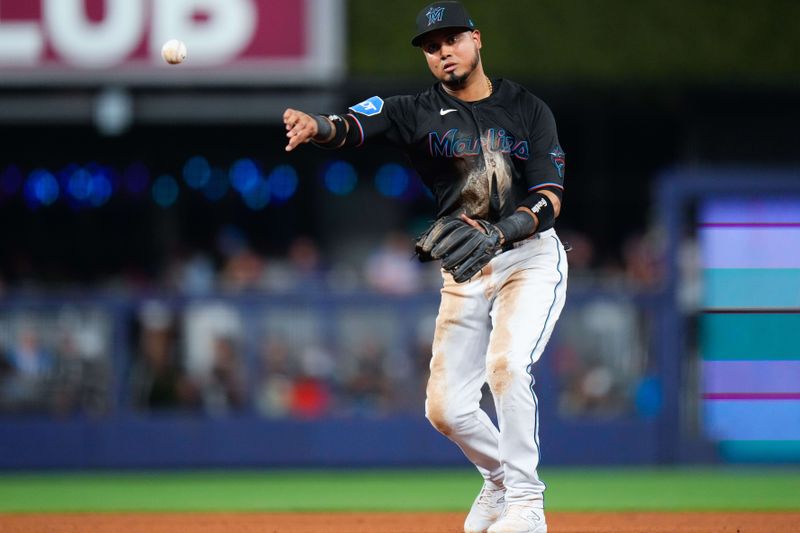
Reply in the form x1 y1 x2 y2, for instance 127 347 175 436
523 99 565 195
344 95 417 147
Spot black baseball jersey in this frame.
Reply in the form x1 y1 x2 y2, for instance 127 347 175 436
333 78 565 222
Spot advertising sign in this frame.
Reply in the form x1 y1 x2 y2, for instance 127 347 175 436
0 0 344 85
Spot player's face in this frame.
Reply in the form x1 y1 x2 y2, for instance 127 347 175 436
421 29 482 88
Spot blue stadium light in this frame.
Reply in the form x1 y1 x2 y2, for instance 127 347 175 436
323 161 357 196
90 163 119 192
374 163 410 198
57 163 80 190
152 174 179 208
123 162 150 196
25 169 59 207
203 168 229 202
1 165 23 197
88 167 113 207
267 164 298 202
63 165 114 208
183 155 211 189
243 178 271 210
229 158 260 193
58 164 82 210
67 168 93 201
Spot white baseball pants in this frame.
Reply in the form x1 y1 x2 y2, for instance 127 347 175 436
426 228 568 505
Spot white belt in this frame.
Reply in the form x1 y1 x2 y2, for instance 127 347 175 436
509 228 555 249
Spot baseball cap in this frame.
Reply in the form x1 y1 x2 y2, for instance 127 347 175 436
411 1 477 47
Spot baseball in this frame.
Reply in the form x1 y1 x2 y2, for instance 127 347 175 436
161 39 187 65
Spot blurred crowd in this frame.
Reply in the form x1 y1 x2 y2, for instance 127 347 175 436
0 295 437 419
126 298 434 418
0 226 670 420
0 311 110 416
161 225 668 296
0 298 657 422
0 223 667 298
150 226 442 297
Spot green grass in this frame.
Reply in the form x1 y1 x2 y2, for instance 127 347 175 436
0 468 798 513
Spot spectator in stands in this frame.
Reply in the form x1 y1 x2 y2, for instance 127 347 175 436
201 334 246 415
164 247 216 295
289 344 334 418
289 372 331 419
216 225 267 292
0 326 54 412
342 338 392 414
0 347 11 377
622 229 664 288
6 327 53 378
263 236 327 291
50 327 87 416
129 301 198 411
220 247 266 292
256 336 297 418
364 232 423 294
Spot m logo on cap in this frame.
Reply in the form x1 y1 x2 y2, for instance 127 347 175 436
426 6 445 26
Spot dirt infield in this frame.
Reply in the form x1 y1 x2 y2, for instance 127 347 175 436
1 512 799 533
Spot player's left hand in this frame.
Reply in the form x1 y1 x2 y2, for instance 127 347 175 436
445 217 503 282
415 215 504 283
283 108 319 152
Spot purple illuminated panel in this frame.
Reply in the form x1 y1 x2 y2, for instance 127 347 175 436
700 228 800 268
703 361 800 394
700 200 800 224
699 198 800 451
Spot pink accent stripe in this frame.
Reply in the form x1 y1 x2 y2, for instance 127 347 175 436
529 183 564 192
700 222 800 228
703 393 800 400
346 113 365 147
704 308 800 314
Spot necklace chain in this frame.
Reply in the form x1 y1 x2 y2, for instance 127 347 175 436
487 76 493 95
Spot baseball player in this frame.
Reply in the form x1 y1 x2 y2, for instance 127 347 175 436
282 2 567 532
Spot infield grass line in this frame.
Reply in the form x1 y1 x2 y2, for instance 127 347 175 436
0 467 797 513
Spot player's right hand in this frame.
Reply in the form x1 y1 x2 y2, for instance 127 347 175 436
283 108 318 152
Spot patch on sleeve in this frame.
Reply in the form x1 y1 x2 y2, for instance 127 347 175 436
349 96 384 117
549 145 565 178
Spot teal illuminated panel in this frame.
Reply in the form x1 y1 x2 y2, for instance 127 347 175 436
701 314 800 361
704 269 800 308
719 440 800 462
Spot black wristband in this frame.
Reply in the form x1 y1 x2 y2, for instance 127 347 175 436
526 192 556 233
495 210 536 244
311 114 349 149
311 114 333 142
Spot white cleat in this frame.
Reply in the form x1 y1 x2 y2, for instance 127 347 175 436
464 482 506 533
487 503 547 533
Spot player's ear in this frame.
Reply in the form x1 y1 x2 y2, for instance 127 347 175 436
471 29 482 49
